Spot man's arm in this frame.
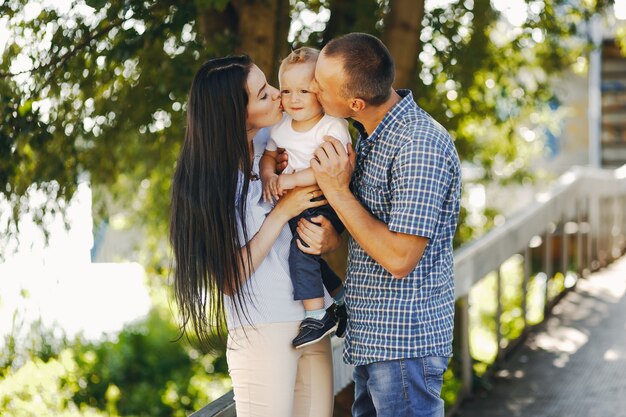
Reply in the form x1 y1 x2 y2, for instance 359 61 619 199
311 137 428 278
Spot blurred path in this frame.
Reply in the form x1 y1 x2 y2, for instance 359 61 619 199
456 255 626 417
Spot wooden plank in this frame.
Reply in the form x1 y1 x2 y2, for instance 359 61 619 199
601 128 626 137
602 148 626 166
603 142 626 150
602 74 626 83
602 60 626 74
602 129 626 144
601 112 626 125
603 41 624 59
601 91 626 106
601 104 626 113
190 391 236 417
602 80 626 92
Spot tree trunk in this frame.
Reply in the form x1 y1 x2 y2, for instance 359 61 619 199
382 0 424 89
232 0 281 79
196 3 238 57
322 0 380 46
196 0 288 82
270 0 291 83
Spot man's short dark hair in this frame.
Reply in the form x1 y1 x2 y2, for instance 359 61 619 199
323 33 395 105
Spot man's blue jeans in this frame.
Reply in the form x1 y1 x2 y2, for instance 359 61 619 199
352 356 448 417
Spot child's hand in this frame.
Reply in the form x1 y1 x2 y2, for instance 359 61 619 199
277 174 297 195
262 174 280 203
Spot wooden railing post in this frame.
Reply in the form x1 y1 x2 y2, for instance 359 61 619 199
562 215 569 279
612 196 622 260
495 267 503 363
544 225 553 316
589 195 601 270
522 246 530 330
459 295 472 397
619 196 626 253
586 197 593 273
576 199 584 277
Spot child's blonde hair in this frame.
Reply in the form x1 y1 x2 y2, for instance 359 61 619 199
278 47 320 77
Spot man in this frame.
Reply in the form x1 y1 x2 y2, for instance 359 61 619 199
309 33 461 417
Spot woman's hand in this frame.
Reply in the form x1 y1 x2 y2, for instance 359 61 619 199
296 215 342 255
273 185 327 221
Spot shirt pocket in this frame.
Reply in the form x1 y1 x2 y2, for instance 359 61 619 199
357 181 391 222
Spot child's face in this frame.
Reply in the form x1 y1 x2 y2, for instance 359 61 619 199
279 63 323 123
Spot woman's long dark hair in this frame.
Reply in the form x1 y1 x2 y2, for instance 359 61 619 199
170 55 254 351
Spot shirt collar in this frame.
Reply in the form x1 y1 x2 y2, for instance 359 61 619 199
353 89 415 142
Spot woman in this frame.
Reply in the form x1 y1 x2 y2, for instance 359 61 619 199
170 55 338 417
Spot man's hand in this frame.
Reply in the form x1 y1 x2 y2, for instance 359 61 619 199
310 136 356 200
276 147 288 174
296 215 342 254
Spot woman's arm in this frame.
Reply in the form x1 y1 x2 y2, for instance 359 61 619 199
226 185 328 294
235 205 290 284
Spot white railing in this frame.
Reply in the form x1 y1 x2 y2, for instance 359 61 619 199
192 164 626 417
453 164 626 401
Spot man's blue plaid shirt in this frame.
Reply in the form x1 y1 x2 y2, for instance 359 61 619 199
344 90 461 366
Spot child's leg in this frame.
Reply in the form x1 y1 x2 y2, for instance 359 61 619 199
302 297 326 322
288 212 325 303
306 204 348 337
320 259 343 299
302 297 324 312
289 209 339 348
307 204 345 305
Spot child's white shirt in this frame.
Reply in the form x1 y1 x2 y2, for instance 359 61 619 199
266 113 351 174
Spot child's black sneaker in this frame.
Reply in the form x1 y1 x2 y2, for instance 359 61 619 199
292 312 337 349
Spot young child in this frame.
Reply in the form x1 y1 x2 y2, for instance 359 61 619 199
260 47 350 349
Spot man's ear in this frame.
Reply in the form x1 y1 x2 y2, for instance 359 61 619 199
350 98 366 112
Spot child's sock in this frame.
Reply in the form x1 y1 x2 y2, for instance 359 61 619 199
333 286 345 306
305 308 327 320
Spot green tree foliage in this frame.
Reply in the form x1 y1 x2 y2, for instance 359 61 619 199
0 349 110 417
71 307 229 417
0 303 230 417
0 0 616 252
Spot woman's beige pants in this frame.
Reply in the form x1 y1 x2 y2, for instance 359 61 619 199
226 321 334 417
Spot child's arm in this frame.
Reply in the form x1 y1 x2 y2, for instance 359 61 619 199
260 150 280 202
277 168 317 193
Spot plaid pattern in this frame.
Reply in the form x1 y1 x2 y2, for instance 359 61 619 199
343 90 461 366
